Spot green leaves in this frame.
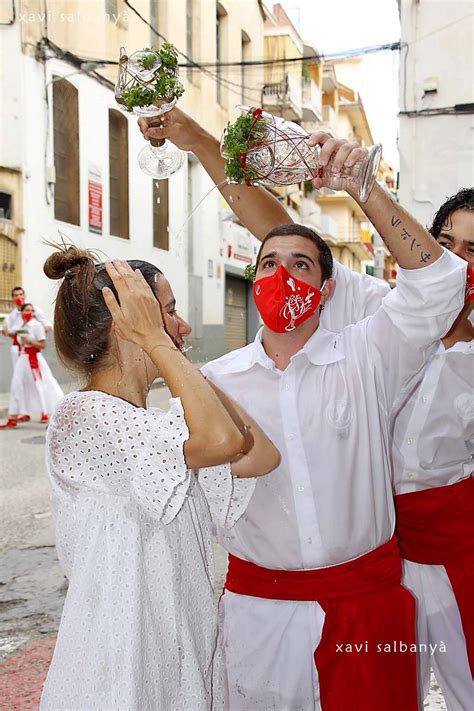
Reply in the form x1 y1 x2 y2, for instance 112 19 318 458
244 264 257 281
221 110 269 184
119 43 184 112
121 86 157 112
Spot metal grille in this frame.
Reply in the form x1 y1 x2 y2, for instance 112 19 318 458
0 233 17 312
224 275 247 352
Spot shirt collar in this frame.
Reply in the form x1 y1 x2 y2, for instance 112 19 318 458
216 326 345 375
440 339 474 355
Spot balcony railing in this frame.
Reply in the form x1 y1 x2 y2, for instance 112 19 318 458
262 72 302 121
299 197 322 233
302 79 322 122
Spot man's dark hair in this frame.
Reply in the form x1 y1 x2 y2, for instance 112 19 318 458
11 286 24 296
429 187 474 238
256 224 333 282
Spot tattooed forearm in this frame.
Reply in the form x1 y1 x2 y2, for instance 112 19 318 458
353 183 443 269
390 214 433 264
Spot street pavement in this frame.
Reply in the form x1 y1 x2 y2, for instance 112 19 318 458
0 384 447 709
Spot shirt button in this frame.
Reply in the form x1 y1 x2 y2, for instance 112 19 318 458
407 437 415 445
406 471 415 480
297 486 305 492
421 396 428 403
284 384 290 390
288 434 294 440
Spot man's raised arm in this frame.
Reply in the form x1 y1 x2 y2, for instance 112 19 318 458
138 108 292 241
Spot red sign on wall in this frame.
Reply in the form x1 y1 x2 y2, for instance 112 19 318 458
88 179 102 234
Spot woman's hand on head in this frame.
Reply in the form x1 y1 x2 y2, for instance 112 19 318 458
102 260 172 350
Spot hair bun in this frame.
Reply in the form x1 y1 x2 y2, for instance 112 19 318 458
44 246 93 281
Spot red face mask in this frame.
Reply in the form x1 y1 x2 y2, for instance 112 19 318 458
15 296 25 308
253 265 324 333
466 264 474 305
23 312 33 322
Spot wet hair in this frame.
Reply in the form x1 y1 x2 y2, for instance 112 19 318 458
44 245 163 376
256 223 333 282
429 187 474 238
20 303 34 312
12 286 24 296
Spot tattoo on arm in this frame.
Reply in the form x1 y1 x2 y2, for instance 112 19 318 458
389 214 432 264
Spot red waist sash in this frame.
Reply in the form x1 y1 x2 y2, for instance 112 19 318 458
395 476 474 677
24 347 42 381
224 537 419 711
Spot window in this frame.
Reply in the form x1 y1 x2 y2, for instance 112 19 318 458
241 31 251 103
0 192 12 220
109 109 129 239
53 78 80 225
153 180 169 250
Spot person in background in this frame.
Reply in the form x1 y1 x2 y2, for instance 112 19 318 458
392 187 474 710
0 303 63 429
1 286 52 423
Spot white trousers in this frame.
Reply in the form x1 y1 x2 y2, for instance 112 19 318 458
403 560 474 711
219 590 325 711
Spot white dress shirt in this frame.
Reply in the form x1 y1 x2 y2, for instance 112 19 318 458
323 260 390 332
392 339 474 709
392 339 474 494
203 251 466 570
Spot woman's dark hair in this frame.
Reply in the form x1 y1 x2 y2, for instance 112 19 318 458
429 187 474 238
20 303 33 312
256 224 333 282
44 245 163 376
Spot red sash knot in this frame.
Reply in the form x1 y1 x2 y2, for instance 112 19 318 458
395 475 474 677
225 537 419 711
24 347 42 381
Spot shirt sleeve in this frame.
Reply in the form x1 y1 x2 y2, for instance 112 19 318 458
31 320 46 340
33 305 50 328
321 259 390 332
197 465 257 529
355 250 467 412
47 394 191 524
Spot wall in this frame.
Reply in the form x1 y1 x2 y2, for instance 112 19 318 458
399 0 474 225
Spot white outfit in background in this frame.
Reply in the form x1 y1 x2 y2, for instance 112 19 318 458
202 251 466 711
322 259 390 332
6 305 49 368
41 391 255 711
392 339 474 710
8 318 63 417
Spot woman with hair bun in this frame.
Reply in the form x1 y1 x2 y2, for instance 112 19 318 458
40 246 279 710
0 303 63 429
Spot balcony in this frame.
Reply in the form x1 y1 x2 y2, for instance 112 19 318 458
262 72 302 122
302 79 322 123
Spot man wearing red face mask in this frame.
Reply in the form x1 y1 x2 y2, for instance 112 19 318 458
392 188 474 709
0 304 63 429
138 111 469 710
4 286 51 369
202 170 468 710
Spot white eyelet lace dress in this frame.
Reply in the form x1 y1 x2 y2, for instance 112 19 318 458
40 391 256 711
